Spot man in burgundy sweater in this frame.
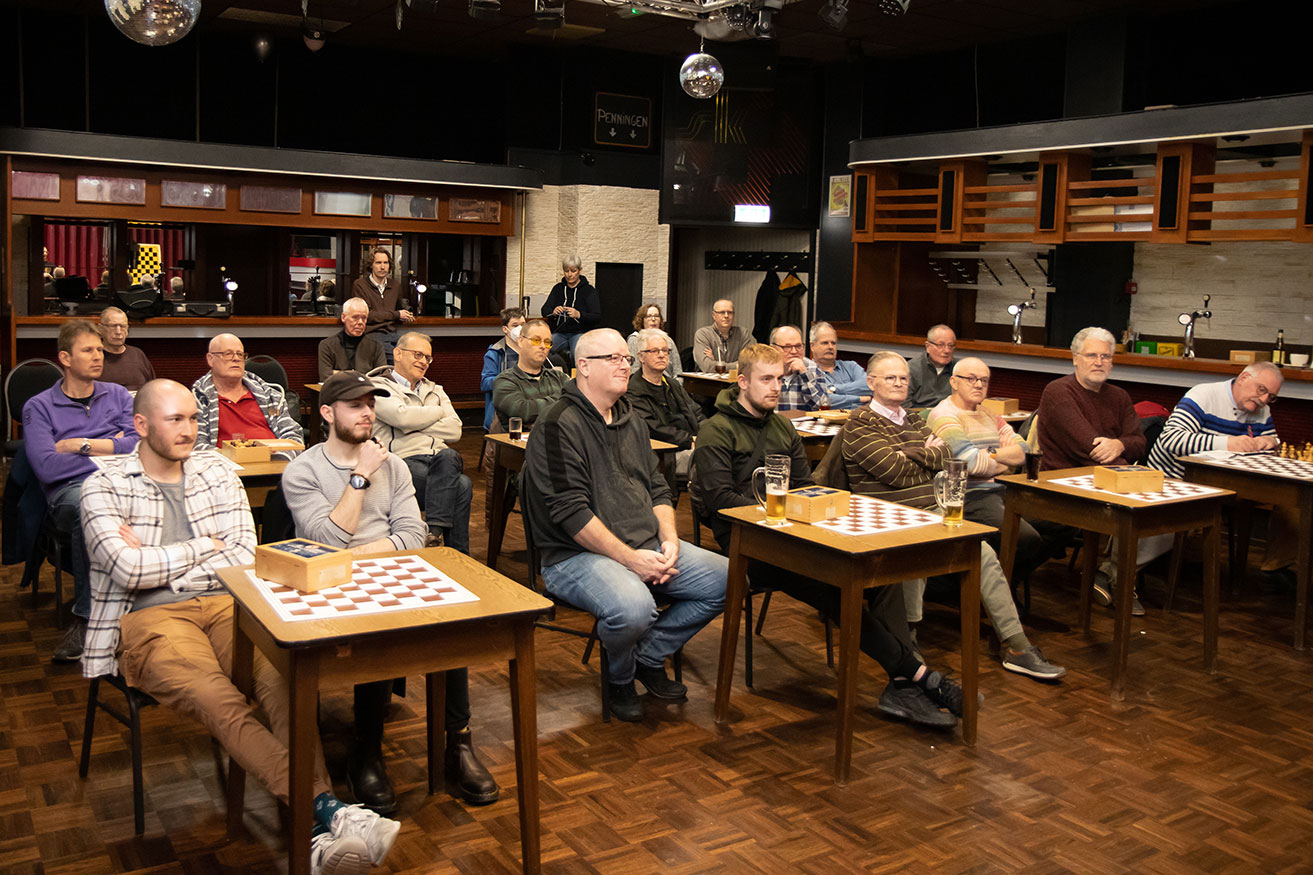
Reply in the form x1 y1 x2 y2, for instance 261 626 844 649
1037 326 1145 470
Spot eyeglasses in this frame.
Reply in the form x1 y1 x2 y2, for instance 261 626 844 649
102 323 128 331
640 348 670 357
210 351 245 361
523 336 552 348
1077 352 1114 363
776 343 804 352
927 341 956 350
713 309 734 316
1255 383 1279 403
582 353 634 368
397 348 433 363
953 375 989 386
879 375 910 385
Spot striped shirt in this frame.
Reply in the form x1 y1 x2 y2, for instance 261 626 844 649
1148 379 1278 478
927 397 1028 490
81 450 256 678
192 372 302 456
840 405 948 509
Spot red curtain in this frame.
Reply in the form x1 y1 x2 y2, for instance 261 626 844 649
44 224 106 283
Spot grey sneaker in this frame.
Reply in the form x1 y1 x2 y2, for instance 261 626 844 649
331 804 400 866
1091 572 1113 607
310 831 370 875
1002 646 1066 681
52 619 87 663
1131 593 1145 617
877 680 956 729
919 670 983 718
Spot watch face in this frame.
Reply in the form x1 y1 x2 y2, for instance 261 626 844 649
349 474 367 489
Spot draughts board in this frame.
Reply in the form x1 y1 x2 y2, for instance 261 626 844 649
246 555 478 623
812 494 943 536
793 418 842 437
1047 474 1225 504
1216 453 1313 480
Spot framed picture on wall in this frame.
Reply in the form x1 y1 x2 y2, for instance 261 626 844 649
828 175 851 218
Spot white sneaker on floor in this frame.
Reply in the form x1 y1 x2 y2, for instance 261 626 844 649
332 803 401 866
310 831 370 875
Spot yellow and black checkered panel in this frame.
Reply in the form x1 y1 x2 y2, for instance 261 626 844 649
128 244 161 285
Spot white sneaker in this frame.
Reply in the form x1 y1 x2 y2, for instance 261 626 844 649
310 831 370 875
332 803 401 866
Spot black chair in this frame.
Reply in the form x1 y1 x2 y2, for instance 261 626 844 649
244 355 303 428
4 357 62 453
79 673 159 835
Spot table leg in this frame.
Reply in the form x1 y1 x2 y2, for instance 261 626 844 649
1202 513 1221 673
226 606 252 838
1294 493 1313 651
714 525 748 724
1234 502 1253 597
832 583 863 785
509 623 542 875
1164 531 1186 612
960 557 980 746
1109 521 1137 701
288 655 318 875
486 449 510 571
426 671 447 795
1079 531 1099 633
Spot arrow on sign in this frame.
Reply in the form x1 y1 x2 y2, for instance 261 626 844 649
630 130 636 138
610 127 616 136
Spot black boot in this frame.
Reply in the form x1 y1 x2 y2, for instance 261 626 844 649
444 728 498 805
348 745 397 816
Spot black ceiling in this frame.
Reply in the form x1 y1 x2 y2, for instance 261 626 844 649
23 0 1231 63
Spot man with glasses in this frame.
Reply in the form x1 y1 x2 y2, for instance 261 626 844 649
492 318 565 430
627 327 703 478
367 332 470 554
1148 362 1295 583
193 333 302 459
906 324 958 409
693 298 750 373
841 351 1063 682
522 328 727 722
771 324 828 411
97 306 155 391
319 296 387 381
809 321 868 409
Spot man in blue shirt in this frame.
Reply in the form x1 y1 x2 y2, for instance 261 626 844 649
809 322 868 409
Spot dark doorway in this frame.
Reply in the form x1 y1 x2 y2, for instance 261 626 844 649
594 262 644 335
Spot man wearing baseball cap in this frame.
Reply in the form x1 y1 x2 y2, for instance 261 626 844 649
281 371 498 818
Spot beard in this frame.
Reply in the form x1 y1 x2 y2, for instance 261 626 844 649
145 430 194 462
333 417 373 444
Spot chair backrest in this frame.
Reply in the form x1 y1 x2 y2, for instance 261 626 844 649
244 355 290 391
4 358 62 440
259 487 297 544
812 433 849 490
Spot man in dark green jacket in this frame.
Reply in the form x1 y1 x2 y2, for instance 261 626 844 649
693 343 967 729
628 327 703 478
492 318 568 429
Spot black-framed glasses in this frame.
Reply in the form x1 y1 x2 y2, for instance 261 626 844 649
927 340 956 350
1077 352 1114 363
640 347 670 357
953 375 989 386
397 348 433 363
1255 383 1279 403
776 343 804 352
210 351 246 361
582 353 634 367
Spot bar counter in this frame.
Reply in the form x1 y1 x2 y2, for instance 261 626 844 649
13 315 503 341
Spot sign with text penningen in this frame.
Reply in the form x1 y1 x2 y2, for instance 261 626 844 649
594 92 652 149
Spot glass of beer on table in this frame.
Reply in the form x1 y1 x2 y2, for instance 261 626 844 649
752 453 791 526
508 417 523 441
934 459 967 527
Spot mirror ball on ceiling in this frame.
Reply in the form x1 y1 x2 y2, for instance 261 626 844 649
680 51 724 99
105 0 201 46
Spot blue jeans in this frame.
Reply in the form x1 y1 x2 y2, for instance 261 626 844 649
550 331 582 362
404 450 472 554
49 481 91 619
540 541 728 684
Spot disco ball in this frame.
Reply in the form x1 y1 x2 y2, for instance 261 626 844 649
105 0 201 46
679 52 724 99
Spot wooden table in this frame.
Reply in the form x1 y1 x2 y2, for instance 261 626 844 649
713 504 992 782
219 547 552 875
995 467 1232 699
780 409 846 463
235 458 287 510
1179 454 1313 649
484 433 678 573
304 383 323 446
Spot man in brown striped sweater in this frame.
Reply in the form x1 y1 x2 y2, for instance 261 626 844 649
840 351 1064 682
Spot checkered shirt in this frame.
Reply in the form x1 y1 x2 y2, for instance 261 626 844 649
778 357 830 411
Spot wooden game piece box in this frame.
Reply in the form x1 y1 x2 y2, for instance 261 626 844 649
785 486 851 523
1093 465 1164 493
221 440 271 463
981 397 1020 415
255 539 353 593
813 409 850 423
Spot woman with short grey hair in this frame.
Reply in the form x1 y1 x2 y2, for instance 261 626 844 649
541 253 599 361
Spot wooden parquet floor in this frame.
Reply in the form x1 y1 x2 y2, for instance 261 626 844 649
4 432 1313 873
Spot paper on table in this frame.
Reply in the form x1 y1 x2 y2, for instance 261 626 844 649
89 449 241 471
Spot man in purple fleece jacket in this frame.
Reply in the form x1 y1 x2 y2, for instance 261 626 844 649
22 319 137 662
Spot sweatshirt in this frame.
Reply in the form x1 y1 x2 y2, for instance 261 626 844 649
627 371 704 450
541 276 600 335
492 364 568 428
1036 373 1145 470
22 380 138 498
840 405 948 509
281 443 426 551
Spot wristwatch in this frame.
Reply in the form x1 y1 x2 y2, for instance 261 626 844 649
348 473 370 490
79 439 92 456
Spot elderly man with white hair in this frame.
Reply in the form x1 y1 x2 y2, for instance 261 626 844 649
318 296 388 381
192 333 303 458
98 305 156 391
772 324 829 411
809 321 868 409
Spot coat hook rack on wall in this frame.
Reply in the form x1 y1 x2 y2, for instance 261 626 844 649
704 251 812 274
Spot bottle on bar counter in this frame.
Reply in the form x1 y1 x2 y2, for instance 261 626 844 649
1273 329 1285 365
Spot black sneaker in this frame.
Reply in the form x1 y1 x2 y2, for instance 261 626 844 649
877 680 956 729
918 670 982 719
634 663 687 701
52 619 87 663
608 681 644 722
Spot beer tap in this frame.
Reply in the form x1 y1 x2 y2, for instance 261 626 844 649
408 270 427 316
220 267 238 312
1177 294 1211 359
1007 289 1037 344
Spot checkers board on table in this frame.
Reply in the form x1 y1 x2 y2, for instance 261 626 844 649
792 418 842 437
811 494 943 536
1216 453 1313 480
1047 474 1226 504
245 555 479 623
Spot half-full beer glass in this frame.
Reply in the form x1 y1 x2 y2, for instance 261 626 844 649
752 453 791 525
934 459 967 527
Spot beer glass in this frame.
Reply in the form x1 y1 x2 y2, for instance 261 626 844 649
507 417 523 441
752 453 791 526
933 459 967 527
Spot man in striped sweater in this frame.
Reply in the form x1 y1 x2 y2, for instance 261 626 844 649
1148 362 1294 578
841 351 1064 681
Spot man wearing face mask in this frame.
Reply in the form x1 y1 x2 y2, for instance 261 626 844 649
480 308 525 431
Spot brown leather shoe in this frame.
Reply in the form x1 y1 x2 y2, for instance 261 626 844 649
444 728 498 805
